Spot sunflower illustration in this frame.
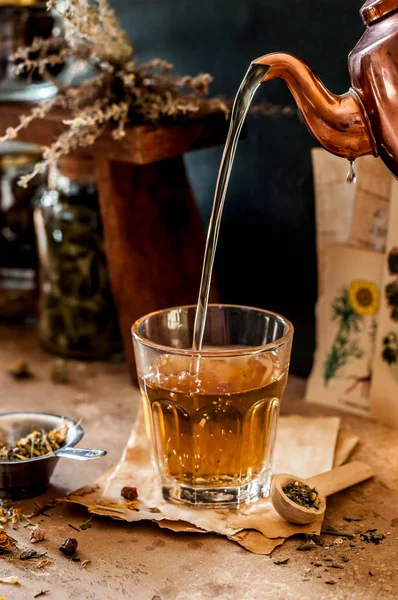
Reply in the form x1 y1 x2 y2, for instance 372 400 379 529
348 281 379 316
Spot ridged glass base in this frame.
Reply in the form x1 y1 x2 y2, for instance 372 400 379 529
162 469 272 509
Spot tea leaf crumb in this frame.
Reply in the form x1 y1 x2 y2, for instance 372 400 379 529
79 517 92 531
359 530 385 545
121 487 138 502
35 558 51 569
7 360 33 379
0 575 19 584
274 558 289 565
59 537 78 556
20 549 47 561
340 555 349 563
49 359 69 384
296 541 316 551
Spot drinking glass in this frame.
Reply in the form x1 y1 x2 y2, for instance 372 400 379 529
132 304 293 508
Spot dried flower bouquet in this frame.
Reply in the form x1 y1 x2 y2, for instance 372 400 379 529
0 0 227 186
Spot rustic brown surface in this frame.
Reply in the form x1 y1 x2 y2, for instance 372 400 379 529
0 324 397 599
0 102 229 165
95 157 217 378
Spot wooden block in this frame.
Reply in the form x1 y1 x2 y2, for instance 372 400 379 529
95 157 218 380
348 156 391 252
0 102 230 165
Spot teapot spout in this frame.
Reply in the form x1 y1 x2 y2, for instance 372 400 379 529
253 53 377 161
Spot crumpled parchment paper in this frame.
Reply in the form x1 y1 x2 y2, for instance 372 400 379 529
64 411 359 554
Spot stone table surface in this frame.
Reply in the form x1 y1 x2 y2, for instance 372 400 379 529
0 324 397 600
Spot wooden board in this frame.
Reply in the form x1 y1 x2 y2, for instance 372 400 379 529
0 101 230 165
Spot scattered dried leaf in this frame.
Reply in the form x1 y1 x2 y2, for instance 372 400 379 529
49 359 69 384
322 527 355 539
273 558 289 565
30 525 45 543
359 530 385 545
27 500 59 519
81 559 91 569
0 576 19 584
296 541 316 551
34 591 50 598
79 517 92 531
7 360 32 379
59 537 78 556
120 487 138 502
0 532 18 554
20 549 47 561
340 555 349 563
35 558 51 569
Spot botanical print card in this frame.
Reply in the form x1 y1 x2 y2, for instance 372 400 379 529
311 148 356 294
306 244 383 416
348 155 391 253
370 180 398 427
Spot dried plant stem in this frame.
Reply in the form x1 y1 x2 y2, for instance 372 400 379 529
1 0 229 186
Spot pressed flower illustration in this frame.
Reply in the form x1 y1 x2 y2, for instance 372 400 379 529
381 331 398 365
324 287 363 385
385 247 398 323
348 280 379 316
324 281 380 386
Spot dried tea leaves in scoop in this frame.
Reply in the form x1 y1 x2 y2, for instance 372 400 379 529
283 480 321 510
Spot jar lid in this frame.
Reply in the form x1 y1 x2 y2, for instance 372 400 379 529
360 0 398 25
0 152 41 170
0 0 44 5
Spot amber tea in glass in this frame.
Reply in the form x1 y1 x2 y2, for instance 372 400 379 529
133 305 293 508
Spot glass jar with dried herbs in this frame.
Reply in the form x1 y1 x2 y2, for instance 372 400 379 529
0 0 64 101
0 142 44 322
34 154 121 359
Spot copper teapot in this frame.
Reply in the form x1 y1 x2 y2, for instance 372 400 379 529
254 0 398 177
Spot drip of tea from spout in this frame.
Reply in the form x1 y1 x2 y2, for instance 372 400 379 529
346 160 357 184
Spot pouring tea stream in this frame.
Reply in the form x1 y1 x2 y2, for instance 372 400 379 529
192 0 398 355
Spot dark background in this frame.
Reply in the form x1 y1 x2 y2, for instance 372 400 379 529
113 0 365 377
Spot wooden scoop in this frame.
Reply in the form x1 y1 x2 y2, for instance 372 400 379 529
271 461 373 525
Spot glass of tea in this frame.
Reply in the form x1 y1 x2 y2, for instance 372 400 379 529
132 304 293 508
